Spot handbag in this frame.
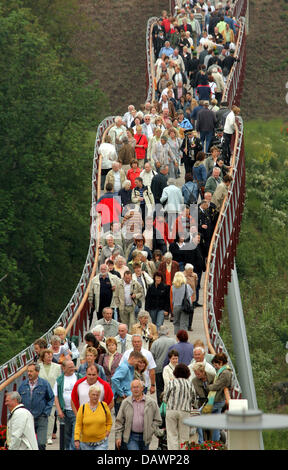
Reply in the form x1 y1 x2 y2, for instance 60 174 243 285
182 285 194 315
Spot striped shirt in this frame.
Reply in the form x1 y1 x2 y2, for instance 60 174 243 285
163 378 197 412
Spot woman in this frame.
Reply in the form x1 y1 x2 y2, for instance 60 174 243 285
134 356 149 394
131 176 155 223
39 349 62 445
183 264 198 331
118 179 132 210
78 346 107 381
203 353 232 441
162 349 179 389
145 271 170 330
126 159 141 189
131 310 158 350
127 127 136 150
98 135 118 190
152 249 163 271
163 364 198 450
181 172 198 205
74 385 112 450
98 338 122 385
169 233 187 272
170 272 193 334
53 326 80 365
193 151 207 200
114 255 128 279
49 335 71 364
167 127 182 178
134 125 148 168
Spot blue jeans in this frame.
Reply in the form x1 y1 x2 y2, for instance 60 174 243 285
126 432 149 450
149 309 164 330
80 438 108 450
211 401 226 441
34 415 48 450
60 410 76 450
200 131 213 153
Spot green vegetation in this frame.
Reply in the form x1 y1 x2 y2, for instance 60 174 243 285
0 0 108 363
221 119 288 449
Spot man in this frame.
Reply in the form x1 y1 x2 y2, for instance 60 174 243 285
140 161 157 188
71 364 114 413
18 363 54 450
108 116 127 154
120 335 156 395
5 391 38 450
115 270 143 332
123 104 136 128
196 100 217 153
150 325 177 405
177 109 193 130
115 379 162 451
100 233 124 265
141 115 155 141
115 323 133 354
111 351 144 416
104 161 126 193
88 263 119 325
158 40 174 58
211 174 233 212
204 166 222 194
95 306 119 338
131 176 155 222
188 346 216 382
153 135 174 172
223 105 241 163
160 178 184 229
198 200 213 258
53 360 83 450
151 165 169 205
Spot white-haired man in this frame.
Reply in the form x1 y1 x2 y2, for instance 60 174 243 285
5 391 38 450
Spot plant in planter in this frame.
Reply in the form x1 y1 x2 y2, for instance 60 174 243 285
0 425 7 450
181 440 227 450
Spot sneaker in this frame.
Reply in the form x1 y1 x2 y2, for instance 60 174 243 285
47 439 53 445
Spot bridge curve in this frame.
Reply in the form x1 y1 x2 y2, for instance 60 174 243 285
0 0 249 431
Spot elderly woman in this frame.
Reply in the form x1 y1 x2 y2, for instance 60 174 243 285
74 385 112 450
183 264 198 331
171 272 193 335
53 326 80 365
78 346 107 381
49 335 71 364
131 310 158 350
39 349 62 445
163 364 198 450
114 255 128 279
98 337 122 385
118 179 132 210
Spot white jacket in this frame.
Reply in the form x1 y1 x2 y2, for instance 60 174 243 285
160 184 184 213
7 405 38 450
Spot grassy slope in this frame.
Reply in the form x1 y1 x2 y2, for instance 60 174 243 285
73 0 169 116
241 0 288 120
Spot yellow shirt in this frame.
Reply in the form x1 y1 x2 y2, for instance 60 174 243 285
74 402 112 443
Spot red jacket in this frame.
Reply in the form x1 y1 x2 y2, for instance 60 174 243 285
71 376 114 411
134 133 148 160
127 167 141 189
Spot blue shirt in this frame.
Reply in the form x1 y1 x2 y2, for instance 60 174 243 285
18 376 54 419
111 360 134 398
158 46 174 57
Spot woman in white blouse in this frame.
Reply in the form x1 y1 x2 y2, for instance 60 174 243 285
162 349 179 388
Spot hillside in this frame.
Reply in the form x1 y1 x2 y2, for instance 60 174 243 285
240 0 288 120
74 0 169 115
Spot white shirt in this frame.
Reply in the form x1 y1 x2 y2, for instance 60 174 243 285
124 282 133 306
53 373 78 410
224 110 236 134
120 348 156 387
113 171 121 192
77 379 104 406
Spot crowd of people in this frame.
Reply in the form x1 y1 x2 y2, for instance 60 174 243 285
4 0 240 452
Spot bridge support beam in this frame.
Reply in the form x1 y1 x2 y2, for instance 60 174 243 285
226 262 264 449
